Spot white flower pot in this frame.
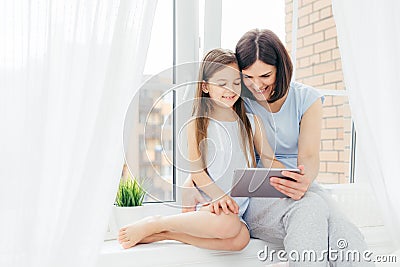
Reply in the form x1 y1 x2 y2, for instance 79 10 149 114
113 205 148 229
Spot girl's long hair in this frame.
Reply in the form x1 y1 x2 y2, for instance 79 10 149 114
192 49 256 171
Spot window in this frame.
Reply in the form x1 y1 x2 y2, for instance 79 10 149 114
124 0 175 203
286 0 355 184
319 93 353 183
220 0 285 51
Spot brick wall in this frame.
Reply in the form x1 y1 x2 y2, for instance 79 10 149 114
285 0 352 184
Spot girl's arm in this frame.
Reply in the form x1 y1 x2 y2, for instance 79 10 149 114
186 120 238 214
253 115 286 169
186 120 225 199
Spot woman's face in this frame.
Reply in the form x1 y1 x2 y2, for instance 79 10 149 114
204 63 241 108
242 60 277 101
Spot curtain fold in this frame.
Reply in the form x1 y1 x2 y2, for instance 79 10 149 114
332 0 400 249
0 1 157 266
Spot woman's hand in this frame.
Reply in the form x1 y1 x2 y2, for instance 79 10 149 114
269 165 312 200
208 195 239 215
181 177 207 213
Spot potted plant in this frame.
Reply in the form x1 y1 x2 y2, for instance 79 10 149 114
113 168 148 229
115 176 146 207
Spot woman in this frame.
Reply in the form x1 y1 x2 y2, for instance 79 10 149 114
234 29 372 266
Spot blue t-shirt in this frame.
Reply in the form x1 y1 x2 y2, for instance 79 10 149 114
244 82 324 169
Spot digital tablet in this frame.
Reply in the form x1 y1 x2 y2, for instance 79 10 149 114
230 168 300 198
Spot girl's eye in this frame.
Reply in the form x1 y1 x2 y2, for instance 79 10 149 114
233 82 241 85
218 83 227 87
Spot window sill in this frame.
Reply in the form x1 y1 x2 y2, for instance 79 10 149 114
98 184 395 267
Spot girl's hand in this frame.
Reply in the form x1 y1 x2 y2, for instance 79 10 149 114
209 195 239 215
181 178 207 213
269 165 312 200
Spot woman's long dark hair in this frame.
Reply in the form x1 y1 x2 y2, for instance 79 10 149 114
236 29 293 103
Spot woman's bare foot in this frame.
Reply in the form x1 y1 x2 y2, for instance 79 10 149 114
118 215 162 249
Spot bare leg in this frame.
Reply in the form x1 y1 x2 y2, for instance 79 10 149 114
140 223 250 251
118 208 242 249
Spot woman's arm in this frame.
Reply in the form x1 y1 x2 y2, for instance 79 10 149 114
297 98 323 182
253 115 286 169
269 99 323 200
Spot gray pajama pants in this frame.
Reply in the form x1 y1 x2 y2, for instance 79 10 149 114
243 182 374 267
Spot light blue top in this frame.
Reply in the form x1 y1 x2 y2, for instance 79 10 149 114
244 82 324 169
197 114 255 218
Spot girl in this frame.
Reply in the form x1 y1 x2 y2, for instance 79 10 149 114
118 48 282 251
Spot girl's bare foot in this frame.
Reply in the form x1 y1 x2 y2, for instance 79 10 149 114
118 215 162 249
139 232 168 244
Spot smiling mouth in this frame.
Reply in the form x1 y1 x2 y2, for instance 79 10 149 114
222 95 236 100
255 87 269 94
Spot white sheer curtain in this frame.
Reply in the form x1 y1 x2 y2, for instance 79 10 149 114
0 1 157 267
333 0 400 248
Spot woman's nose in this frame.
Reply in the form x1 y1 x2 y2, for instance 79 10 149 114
252 78 263 89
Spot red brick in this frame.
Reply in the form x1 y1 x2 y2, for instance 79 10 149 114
324 27 337 39
298 25 313 37
321 151 338 161
323 106 337 117
297 45 314 58
303 74 324 86
319 83 337 90
320 50 332 62
320 162 327 172
299 4 313 16
309 11 320 24
310 54 320 64
303 32 324 46
296 67 313 79
322 140 333 150
314 61 336 75
313 0 332 11
314 38 337 53
320 6 332 19
324 70 343 83
298 15 309 27
321 128 337 139
332 48 341 59
327 162 345 173
322 95 333 106
299 57 310 68
326 117 344 128
339 150 350 162
286 2 293 13
314 17 335 33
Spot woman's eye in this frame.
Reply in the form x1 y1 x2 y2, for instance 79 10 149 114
218 83 227 87
233 82 241 85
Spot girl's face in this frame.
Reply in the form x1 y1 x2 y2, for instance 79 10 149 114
241 60 277 101
204 63 241 109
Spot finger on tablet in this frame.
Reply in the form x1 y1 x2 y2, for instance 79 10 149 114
221 201 230 214
214 202 220 215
